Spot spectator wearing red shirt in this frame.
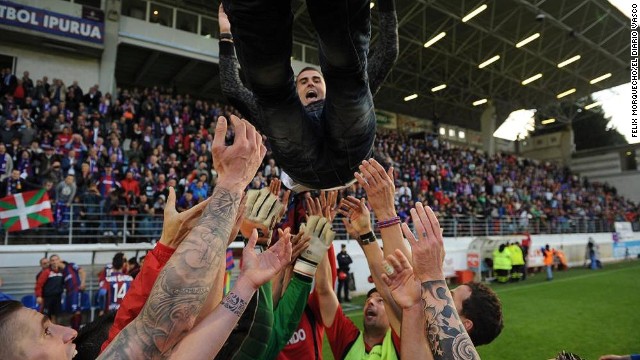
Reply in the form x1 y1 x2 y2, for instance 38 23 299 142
34 255 64 324
120 170 140 197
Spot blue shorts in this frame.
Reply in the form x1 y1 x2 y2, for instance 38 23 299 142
65 291 82 313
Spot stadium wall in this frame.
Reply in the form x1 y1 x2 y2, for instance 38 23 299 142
0 43 100 90
2 231 637 296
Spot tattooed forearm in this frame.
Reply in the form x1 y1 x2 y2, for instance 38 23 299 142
99 186 243 359
421 280 480 360
221 292 248 317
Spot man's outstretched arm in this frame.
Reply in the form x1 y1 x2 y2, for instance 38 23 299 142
218 4 260 123
402 203 479 360
380 249 433 360
337 196 402 335
168 229 292 360
99 115 267 359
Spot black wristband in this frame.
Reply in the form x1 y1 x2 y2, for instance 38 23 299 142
219 32 233 41
219 40 235 56
359 231 376 245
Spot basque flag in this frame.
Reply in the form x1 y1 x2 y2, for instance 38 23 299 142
0 190 53 232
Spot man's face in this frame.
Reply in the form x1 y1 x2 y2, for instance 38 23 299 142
14 308 77 360
296 70 326 106
39 258 49 269
451 285 472 321
49 256 62 270
362 292 390 332
11 170 20 180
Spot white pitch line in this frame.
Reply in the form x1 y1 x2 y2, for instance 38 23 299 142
493 264 640 294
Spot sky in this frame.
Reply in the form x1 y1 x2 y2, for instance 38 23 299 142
494 0 637 144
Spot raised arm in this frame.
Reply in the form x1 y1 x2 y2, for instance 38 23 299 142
356 159 411 261
337 196 402 335
169 229 292 360
100 115 267 359
101 189 218 353
402 203 480 360
314 243 339 328
381 250 433 360
218 4 260 123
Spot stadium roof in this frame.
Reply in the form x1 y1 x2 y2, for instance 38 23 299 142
143 0 631 131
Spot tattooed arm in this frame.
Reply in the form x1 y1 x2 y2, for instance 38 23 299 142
168 229 292 360
421 281 476 359
380 249 433 360
401 203 479 360
99 115 267 359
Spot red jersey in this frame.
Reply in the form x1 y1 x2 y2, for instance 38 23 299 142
277 292 325 360
101 270 133 312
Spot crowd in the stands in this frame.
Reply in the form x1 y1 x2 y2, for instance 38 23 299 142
0 68 637 239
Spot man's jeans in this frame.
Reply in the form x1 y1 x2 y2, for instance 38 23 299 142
223 0 376 189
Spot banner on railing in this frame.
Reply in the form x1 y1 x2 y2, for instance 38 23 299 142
0 189 53 232
0 0 104 44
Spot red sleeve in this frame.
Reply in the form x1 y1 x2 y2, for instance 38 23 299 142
98 268 106 284
35 269 49 297
326 305 360 360
327 245 337 286
307 291 324 327
307 244 339 328
391 329 401 357
100 243 175 353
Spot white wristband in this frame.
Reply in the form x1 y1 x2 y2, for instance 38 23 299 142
293 258 317 278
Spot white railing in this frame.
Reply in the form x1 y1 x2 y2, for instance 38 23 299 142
2 203 633 245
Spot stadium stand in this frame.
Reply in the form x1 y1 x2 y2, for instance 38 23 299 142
1 74 637 245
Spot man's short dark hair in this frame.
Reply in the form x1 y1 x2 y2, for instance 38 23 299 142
112 252 125 270
366 287 378 298
461 282 503 346
74 311 116 360
0 300 24 359
297 67 322 79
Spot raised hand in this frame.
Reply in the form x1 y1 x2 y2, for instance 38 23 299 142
239 182 288 245
380 249 421 309
305 195 322 218
355 159 397 219
337 196 372 237
318 190 338 221
218 4 231 35
212 115 266 191
401 202 445 281
289 229 311 265
269 178 291 211
159 187 212 249
294 215 335 278
241 228 292 290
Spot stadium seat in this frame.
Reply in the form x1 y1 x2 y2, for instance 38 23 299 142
21 295 39 310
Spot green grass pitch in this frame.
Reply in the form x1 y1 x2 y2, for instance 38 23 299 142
320 260 640 359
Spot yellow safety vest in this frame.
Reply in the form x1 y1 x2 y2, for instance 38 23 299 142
509 245 525 266
493 248 512 270
344 330 399 360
